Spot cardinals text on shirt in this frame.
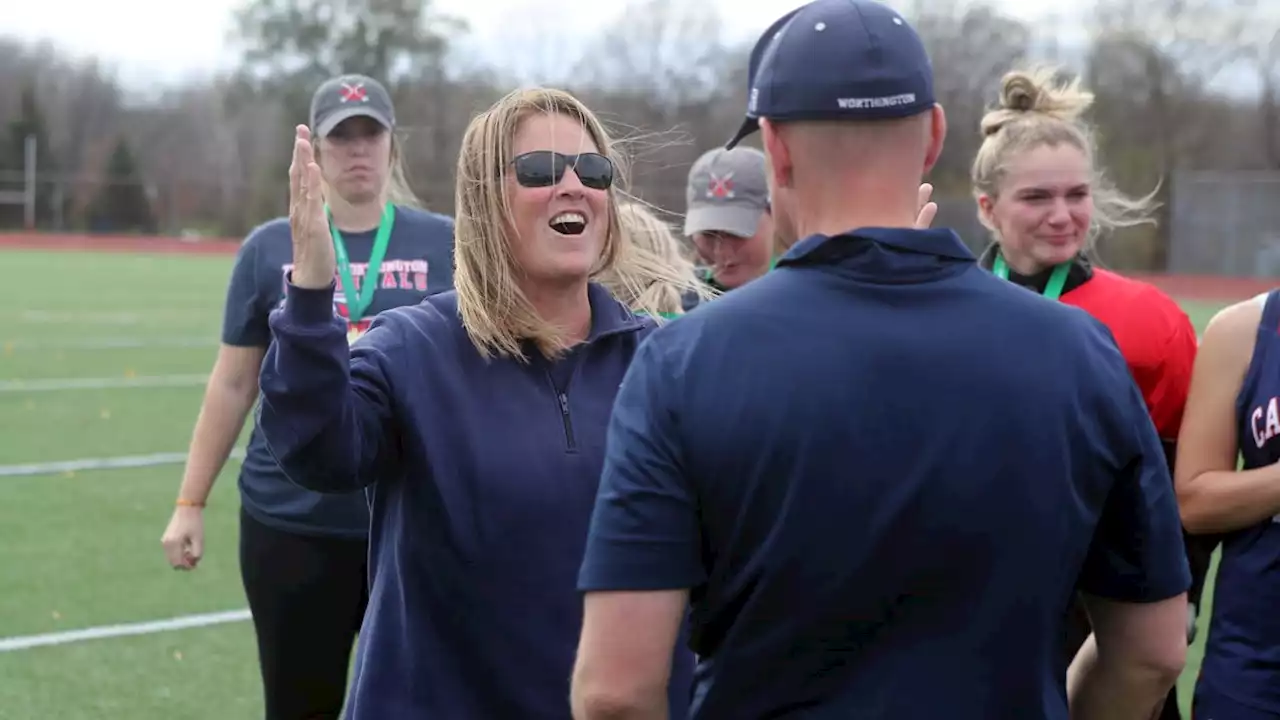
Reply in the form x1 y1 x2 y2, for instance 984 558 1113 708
1250 396 1280 449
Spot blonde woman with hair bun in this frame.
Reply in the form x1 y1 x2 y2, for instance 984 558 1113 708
252 87 697 719
972 66 1200 720
599 201 713 318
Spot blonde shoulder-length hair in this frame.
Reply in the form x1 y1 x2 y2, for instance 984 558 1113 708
599 202 707 316
453 87 709 361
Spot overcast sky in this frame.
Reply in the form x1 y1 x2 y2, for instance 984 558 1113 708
6 0 1091 90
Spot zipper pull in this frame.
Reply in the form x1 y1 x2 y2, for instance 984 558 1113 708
558 393 570 415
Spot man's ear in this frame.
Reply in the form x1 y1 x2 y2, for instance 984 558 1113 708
760 119 793 190
923 104 947 175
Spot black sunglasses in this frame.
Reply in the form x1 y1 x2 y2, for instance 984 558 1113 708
512 151 614 191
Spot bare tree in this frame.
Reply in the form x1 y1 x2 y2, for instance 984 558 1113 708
1262 34 1280 168
1234 5 1280 168
230 0 463 84
1091 0 1250 85
576 0 725 110
1086 0 1257 267
912 1 1031 195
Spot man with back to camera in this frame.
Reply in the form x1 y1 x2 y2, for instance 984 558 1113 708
682 146 775 308
568 1 1190 719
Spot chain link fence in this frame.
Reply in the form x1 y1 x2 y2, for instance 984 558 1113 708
1169 171 1280 278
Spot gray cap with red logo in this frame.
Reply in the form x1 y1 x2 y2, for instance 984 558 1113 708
683 146 770 239
309 74 397 138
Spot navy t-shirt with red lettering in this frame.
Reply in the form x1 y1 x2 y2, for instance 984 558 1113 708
223 205 454 538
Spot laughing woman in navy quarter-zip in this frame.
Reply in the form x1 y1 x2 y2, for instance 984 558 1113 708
255 88 707 720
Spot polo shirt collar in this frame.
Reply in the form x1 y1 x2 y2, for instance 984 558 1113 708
776 227 974 268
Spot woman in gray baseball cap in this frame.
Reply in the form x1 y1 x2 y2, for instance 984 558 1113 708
160 73 456 720
683 146 776 295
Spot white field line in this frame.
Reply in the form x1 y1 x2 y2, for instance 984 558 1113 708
3 337 216 351
0 449 245 477
0 609 252 652
0 374 210 393
18 310 211 325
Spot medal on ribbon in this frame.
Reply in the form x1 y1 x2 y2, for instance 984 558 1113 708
327 202 395 346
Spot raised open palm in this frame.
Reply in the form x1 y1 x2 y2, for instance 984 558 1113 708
288 124 336 289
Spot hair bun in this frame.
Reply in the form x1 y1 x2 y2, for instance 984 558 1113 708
978 67 1095 138
1000 74 1040 113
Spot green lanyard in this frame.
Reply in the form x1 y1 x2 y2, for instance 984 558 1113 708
326 202 395 323
993 254 1070 301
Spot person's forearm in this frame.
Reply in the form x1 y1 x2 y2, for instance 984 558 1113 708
571 690 667 720
257 281 387 493
1068 636 1176 720
177 381 258 504
1179 464 1280 534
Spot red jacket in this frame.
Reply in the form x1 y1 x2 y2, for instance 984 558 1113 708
1059 268 1198 442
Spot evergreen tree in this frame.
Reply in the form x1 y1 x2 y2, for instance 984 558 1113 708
87 138 155 234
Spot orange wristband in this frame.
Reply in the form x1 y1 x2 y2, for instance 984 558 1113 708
176 498 205 508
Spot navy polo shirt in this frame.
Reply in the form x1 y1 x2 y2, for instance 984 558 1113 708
579 228 1190 719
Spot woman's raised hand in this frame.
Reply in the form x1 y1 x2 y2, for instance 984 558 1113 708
288 124 336 289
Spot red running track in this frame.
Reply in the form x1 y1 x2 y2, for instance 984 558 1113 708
1 232 1275 301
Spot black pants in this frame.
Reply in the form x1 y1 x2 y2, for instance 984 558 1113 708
240 508 369 720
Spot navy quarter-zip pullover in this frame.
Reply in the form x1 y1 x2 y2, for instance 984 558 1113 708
579 228 1190 719
257 280 695 719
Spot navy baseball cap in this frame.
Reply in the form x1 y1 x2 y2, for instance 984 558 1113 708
726 0 936 149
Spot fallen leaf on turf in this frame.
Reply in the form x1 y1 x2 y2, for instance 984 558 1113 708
124 368 136 378
62 471 75 479
173 651 184 661
24 400 34 410
100 408 111 419
51 610 61 620
3 342 11 355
